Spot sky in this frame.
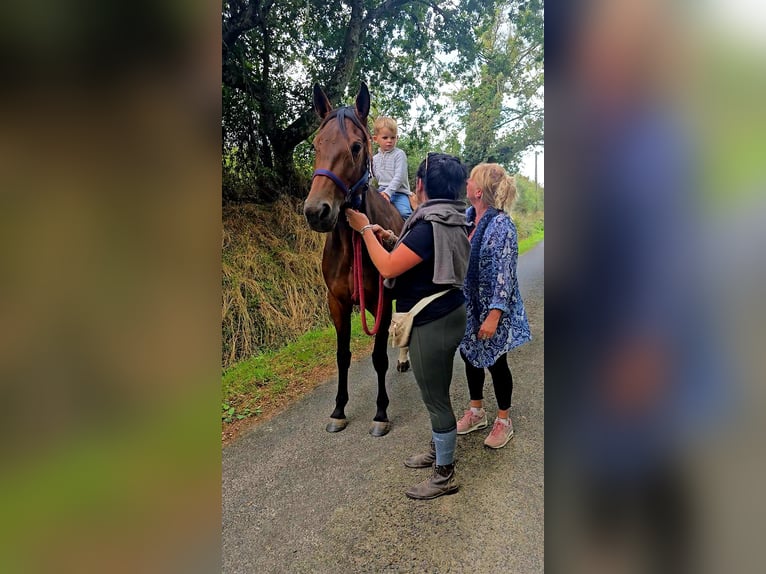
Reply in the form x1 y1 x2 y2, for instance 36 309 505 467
519 146 544 186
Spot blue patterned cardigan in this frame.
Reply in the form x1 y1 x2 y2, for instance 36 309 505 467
459 206 532 368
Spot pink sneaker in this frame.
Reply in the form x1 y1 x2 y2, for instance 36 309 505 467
456 408 488 435
484 418 514 449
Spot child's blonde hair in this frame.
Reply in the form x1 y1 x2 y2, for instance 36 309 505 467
470 163 516 212
373 116 399 137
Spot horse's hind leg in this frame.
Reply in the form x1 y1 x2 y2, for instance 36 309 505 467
327 295 352 433
396 346 410 373
369 321 391 437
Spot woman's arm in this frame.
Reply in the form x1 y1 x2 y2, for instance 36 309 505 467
477 217 516 339
487 216 516 315
346 209 422 278
361 228 422 278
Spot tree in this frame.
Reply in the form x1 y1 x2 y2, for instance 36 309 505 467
222 0 497 201
456 0 544 171
514 173 544 214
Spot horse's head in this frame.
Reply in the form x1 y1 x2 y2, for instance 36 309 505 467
304 83 371 232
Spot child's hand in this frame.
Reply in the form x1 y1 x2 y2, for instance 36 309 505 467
379 192 391 202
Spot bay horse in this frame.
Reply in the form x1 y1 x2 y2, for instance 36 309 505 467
303 82 405 436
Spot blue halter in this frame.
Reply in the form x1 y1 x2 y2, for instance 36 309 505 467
311 106 372 211
312 167 369 210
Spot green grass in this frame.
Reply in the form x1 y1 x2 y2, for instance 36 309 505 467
222 312 375 423
519 224 544 255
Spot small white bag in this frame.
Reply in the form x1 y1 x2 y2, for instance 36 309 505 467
389 290 452 348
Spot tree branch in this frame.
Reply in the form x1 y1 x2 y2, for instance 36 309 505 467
364 0 413 25
223 0 262 54
277 105 320 152
493 107 543 130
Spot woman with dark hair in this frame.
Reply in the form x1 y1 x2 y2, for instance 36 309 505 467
345 153 471 500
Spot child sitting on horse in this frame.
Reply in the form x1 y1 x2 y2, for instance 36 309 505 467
372 116 414 220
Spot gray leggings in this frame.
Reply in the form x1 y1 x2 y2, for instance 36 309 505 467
409 305 466 433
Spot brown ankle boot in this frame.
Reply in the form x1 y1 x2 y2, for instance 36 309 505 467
404 441 435 468
405 463 458 500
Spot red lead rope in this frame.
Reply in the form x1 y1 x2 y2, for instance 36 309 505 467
352 231 385 335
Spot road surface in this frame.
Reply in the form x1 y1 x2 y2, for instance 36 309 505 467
223 241 544 573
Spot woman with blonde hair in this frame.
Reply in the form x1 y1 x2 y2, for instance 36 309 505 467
456 163 532 449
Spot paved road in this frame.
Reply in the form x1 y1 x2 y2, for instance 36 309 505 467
223 242 544 573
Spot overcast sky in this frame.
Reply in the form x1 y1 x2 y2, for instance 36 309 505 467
519 146 544 185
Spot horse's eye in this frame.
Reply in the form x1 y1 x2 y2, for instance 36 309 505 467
351 142 362 156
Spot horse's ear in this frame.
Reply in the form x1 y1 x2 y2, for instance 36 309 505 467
313 83 333 119
355 82 370 123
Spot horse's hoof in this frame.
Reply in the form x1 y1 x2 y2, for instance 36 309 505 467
326 418 348 433
369 421 391 437
396 360 410 373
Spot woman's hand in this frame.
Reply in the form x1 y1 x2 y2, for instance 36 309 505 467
372 226 396 243
345 208 370 232
477 309 502 341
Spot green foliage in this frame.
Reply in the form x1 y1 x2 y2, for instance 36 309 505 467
455 1 544 171
396 126 432 188
222 0 501 200
514 173 544 214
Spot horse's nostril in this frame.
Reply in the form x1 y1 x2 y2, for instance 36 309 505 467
319 202 331 220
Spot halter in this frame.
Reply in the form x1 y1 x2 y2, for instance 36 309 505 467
311 106 373 210
311 167 370 210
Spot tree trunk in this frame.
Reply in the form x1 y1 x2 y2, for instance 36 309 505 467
273 144 306 199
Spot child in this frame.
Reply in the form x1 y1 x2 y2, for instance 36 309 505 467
372 116 414 220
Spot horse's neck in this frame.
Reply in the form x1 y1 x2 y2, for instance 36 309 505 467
330 221 353 251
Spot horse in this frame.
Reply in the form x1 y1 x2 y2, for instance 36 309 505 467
303 82 405 436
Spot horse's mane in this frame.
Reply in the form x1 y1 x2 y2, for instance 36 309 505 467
319 107 370 151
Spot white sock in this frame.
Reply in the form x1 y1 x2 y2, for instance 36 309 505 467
497 417 511 426
471 407 484 415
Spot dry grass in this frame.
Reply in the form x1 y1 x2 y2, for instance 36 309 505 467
221 199 328 368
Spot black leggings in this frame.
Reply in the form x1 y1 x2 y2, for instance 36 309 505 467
460 351 513 411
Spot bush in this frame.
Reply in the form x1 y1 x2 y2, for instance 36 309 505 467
514 174 544 214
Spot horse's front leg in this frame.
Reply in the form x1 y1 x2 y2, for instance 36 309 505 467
369 296 392 437
327 293 352 433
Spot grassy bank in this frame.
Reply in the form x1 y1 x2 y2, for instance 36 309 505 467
221 205 543 442
222 199 328 369
518 223 545 254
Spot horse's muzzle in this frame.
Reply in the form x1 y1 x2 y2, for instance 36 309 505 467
304 199 338 232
